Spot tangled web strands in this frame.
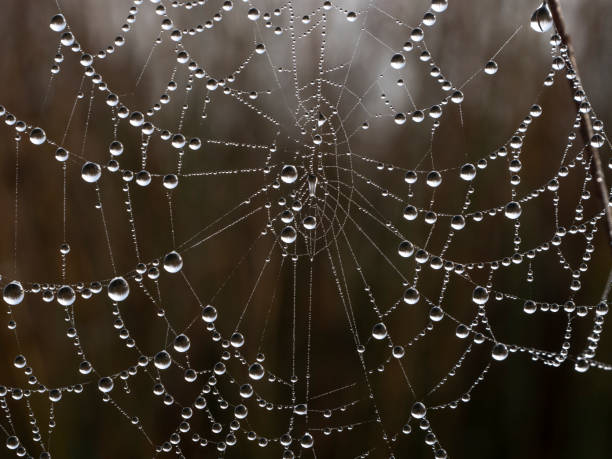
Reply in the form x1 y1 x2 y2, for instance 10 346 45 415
1 0 611 457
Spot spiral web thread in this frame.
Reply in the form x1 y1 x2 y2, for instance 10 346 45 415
1 0 611 458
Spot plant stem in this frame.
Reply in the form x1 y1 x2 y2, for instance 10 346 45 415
547 0 612 250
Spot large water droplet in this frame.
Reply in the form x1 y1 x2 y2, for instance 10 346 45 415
3 281 24 306
173 334 191 352
163 251 183 273
29 128 46 145
504 201 522 219
491 343 509 361
154 350 172 370
57 285 76 306
472 286 489 305
530 3 553 33
390 54 406 70
372 322 388 340
280 226 297 244
98 376 114 393
248 363 265 380
411 402 426 419
81 162 101 183
50 14 67 32
107 277 129 302
202 305 218 323
280 165 298 184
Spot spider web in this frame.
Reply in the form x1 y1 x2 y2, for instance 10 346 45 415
1 0 611 457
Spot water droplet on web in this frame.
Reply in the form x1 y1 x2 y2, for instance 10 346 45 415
81 162 101 183
390 54 406 70
6 436 20 450
248 363 265 380
504 201 522 219
491 343 509 361
107 276 129 302
398 241 414 258
574 359 589 373
29 128 46 145
154 350 172 370
591 134 605 148
202 305 217 323
57 285 76 306
530 3 553 33
429 306 444 321
129 111 145 127
411 402 426 419
281 226 297 244
426 171 442 188
403 287 420 305
302 216 317 230
173 334 190 353
300 433 314 449
3 281 24 306
50 14 67 32
163 174 179 189
163 251 183 273
431 0 448 13
109 141 123 156
98 377 114 393
410 28 424 42
372 322 388 340
307 174 318 197
171 134 186 149
472 286 489 305
403 205 418 221
247 8 260 21
136 170 151 187
281 165 298 184
484 60 498 75
230 332 244 348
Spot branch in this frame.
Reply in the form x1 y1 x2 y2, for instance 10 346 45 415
548 0 612 251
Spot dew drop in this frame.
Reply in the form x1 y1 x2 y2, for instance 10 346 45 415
504 201 522 219
50 14 67 32
403 287 420 305
163 251 183 273
57 285 76 306
248 362 265 380
472 286 489 305
426 171 442 188
98 377 114 393
431 0 448 13
29 128 46 145
281 165 298 183
530 3 553 33
109 140 124 156
81 162 102 183
3 281 24 306
491 343 509 361
372 322 388 340
154 350 172 370
484 60 498 75
173 334 191 353
202 305 218 323
281 226 297 244
398 241 414 258
411 402 426 419
390 54 406 70
107 276 129 302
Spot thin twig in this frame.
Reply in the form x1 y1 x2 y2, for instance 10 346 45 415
547 0 612 249
547 0 612 299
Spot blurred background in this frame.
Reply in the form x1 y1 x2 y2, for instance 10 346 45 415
0 0 611 458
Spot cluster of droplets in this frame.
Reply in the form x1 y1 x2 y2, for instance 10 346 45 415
0 0 611 458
